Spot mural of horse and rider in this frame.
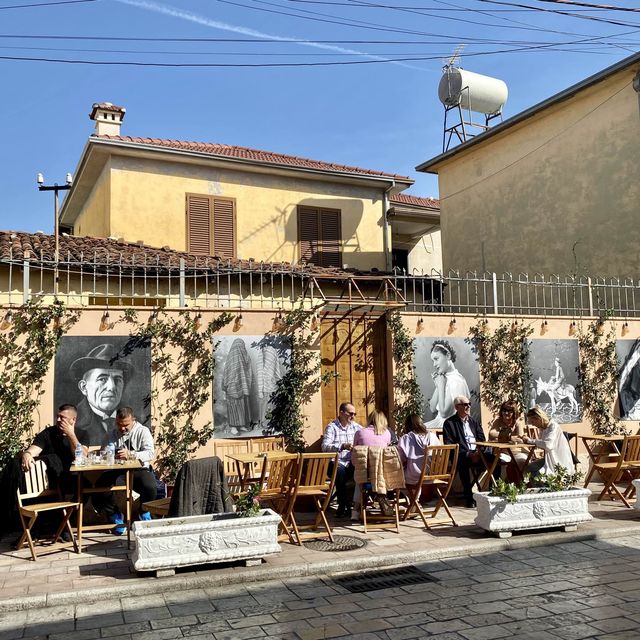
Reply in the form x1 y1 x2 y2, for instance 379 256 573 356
526 340 582 424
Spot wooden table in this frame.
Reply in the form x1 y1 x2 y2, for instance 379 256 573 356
70 459 142 550
225 451 296 491
474 441 537 490
580 435 624 487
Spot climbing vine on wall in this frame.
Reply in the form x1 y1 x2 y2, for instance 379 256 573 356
265 307 334 451
0 300 80 471
468 319 533 418
387 311 424 432
123 308 232 482
578 315 626 435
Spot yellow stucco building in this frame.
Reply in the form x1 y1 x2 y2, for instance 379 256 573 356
417 52 640 278
60 103 440 274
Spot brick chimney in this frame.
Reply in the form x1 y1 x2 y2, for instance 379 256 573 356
89 102 126 136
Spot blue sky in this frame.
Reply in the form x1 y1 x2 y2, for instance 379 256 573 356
0 0 637 233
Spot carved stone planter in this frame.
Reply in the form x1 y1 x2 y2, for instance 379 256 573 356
132 509 281 576
633 479 640 508
474 488 592 538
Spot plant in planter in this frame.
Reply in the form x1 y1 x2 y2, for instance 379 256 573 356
475 466 591 537
234 483 262 517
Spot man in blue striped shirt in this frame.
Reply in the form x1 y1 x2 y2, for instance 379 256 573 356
321 402 362 517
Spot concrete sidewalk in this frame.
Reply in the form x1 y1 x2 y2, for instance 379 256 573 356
1 493 639 613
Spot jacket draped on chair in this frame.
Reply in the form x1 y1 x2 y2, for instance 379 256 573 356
352 445 405 493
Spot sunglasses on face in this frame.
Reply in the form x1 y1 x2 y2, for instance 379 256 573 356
343 410 357 417
456 403 471 408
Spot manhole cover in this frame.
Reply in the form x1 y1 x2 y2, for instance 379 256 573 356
332 566 435 593
303 535 367 552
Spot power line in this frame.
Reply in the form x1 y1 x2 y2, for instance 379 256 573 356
0 40 632 66
0 0 96 9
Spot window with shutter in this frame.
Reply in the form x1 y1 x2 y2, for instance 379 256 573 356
186 194 236 258
213 198 235 258
297 206 342 268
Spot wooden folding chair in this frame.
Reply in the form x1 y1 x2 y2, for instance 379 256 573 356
253 452 300 544
282 452 338 545
594 435 640 508
360 484 402 534
402 444 459 529
213 438 252 490
249 436 286 453
16 460 80 561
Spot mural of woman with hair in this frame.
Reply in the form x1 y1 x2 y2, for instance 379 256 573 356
619 339 640 419
221 338 253 435
426 339 470 428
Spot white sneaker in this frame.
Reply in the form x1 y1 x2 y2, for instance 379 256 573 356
351 508 360 521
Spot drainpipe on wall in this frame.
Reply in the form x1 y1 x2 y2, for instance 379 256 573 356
383 181 395 272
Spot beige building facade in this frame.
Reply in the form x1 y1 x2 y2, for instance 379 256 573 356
418 53 640 278
61 103 440 274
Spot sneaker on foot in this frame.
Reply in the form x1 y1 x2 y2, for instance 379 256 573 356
139 511 152 522
350 508 360 522
109 512 126 535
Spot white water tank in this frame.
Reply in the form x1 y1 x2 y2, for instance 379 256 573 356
438 68 508 115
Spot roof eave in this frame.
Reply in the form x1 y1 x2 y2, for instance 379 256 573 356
416 50 640 174
92 137 414 185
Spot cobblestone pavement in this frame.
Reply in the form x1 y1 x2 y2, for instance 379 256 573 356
4 534 640 639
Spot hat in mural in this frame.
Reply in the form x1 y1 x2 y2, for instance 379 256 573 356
70 343 135 380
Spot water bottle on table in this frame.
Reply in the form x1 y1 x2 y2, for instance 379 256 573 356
74 443 85 466
106 442 116 466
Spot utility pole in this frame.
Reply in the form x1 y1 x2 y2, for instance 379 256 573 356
37 172 73 297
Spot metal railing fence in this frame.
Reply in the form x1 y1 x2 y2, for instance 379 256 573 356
1 253 639 317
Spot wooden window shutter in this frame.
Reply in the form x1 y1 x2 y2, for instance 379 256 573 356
186 194 211 255
213 198 235 258
298 206 320 265
319 208 341 268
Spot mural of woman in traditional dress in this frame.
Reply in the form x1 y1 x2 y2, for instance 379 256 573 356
214 335 290 438
617 339 640 420
221 338 253 435
415 337 480 426
528 340 581 424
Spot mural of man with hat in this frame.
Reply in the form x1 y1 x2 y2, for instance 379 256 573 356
70 344 135 447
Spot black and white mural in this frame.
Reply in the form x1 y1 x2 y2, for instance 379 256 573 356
414 337 481 426
213 335 291 438
527 339 582 424
616 339 640 420
54 335 152 447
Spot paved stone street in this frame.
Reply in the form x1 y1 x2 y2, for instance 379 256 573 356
4 534 640 639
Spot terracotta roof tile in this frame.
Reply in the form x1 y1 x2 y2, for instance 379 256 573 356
95 135 413 182
389 193 439 209
0 231 348 277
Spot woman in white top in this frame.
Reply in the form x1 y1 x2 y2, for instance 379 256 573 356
523 405 575 476
426 340 470 429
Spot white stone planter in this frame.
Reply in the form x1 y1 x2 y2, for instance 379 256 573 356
132 509 281 576
633 479 640 509
473 488 592 538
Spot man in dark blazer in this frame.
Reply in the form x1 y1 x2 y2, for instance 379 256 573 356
443 395 498 508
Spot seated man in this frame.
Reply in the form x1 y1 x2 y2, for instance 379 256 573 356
443 396 499 508
0 404 81 537
21 404 82 491
93 406 157 534
321 402 361 517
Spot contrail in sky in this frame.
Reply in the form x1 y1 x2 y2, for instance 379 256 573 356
114 0 427 70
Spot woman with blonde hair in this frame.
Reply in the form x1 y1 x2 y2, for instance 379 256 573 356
352 410 392 519
523 406 575 477
353 409 392 447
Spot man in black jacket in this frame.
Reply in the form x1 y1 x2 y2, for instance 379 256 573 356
443 395 498 508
